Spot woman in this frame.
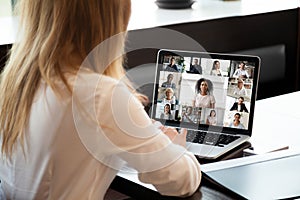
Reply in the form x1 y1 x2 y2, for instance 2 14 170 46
233 78 247 96
181 106 195 123
206 110 217 125
160 104 173 120
162 87 176 106
0 0 201 199
229 113 245 129
193 78 215 108
210 60 223 76
233 62 249 78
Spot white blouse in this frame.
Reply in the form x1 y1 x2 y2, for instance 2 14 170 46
0 69 201 199
195 93 216 108
233 86 247 96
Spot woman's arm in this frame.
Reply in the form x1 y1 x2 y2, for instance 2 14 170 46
192 99 196 107
210 95 216 108
94 79 201 197
206 117 210 125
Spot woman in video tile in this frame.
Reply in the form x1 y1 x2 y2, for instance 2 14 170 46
193 78 215 108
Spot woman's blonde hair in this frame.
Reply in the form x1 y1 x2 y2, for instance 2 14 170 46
0 0 142 157
165 88 174 94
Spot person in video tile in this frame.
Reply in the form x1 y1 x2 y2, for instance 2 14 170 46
233 78 247 96
210 60 223 76
161 74 176 89
193 78 215 108
160 103 173 120
230 97 249 113
229 113 245 129
233 62 249 78
189 58 202 74
165 57 179 72
162 88 176 106
206 110 217 125
181 106 195 123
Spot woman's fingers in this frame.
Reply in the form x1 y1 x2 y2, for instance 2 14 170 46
162 127 177 139
152 120 187 148
174 128 187 147
163 127 187 148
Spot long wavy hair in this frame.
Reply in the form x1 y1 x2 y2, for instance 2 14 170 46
0 0 143 157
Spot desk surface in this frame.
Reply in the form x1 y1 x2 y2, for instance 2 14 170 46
113 91 300 199
251 91 300 153
0 0 299 45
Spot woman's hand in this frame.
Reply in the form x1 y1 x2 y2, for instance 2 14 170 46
152 120 187 147
161 127 187 148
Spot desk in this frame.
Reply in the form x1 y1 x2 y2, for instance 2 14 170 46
110 91 300 199
251 91 300 153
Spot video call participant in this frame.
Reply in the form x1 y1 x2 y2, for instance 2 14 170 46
233 78 247 96
233 62 249 78
160 104 173 120
193 78 215 108
189 58 202 74
230 97 249 113
210 60 223 76
161 73 176 89
206 110 217 125
162 87 176 107
229 113 245 129
165 57 179 72
181 106 195 123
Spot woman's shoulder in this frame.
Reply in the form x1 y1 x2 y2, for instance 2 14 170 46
68 69 129 99
68 68 121 88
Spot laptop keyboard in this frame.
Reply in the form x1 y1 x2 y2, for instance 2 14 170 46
186 130 240 147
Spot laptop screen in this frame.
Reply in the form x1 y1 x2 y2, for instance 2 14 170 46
150 49 260 136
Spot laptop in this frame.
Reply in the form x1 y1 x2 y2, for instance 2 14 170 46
150 49 260 159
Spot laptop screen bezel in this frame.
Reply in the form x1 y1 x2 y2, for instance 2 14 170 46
150 49 260 136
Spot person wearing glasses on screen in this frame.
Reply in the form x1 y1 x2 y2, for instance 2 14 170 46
233 78 247 96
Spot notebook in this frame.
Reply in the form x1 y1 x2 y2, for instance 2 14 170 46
150 49 260 159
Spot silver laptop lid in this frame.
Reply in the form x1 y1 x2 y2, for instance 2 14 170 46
150 49 260 136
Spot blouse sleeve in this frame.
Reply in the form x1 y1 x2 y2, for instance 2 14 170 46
91 78 202 197
210 95 216 104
